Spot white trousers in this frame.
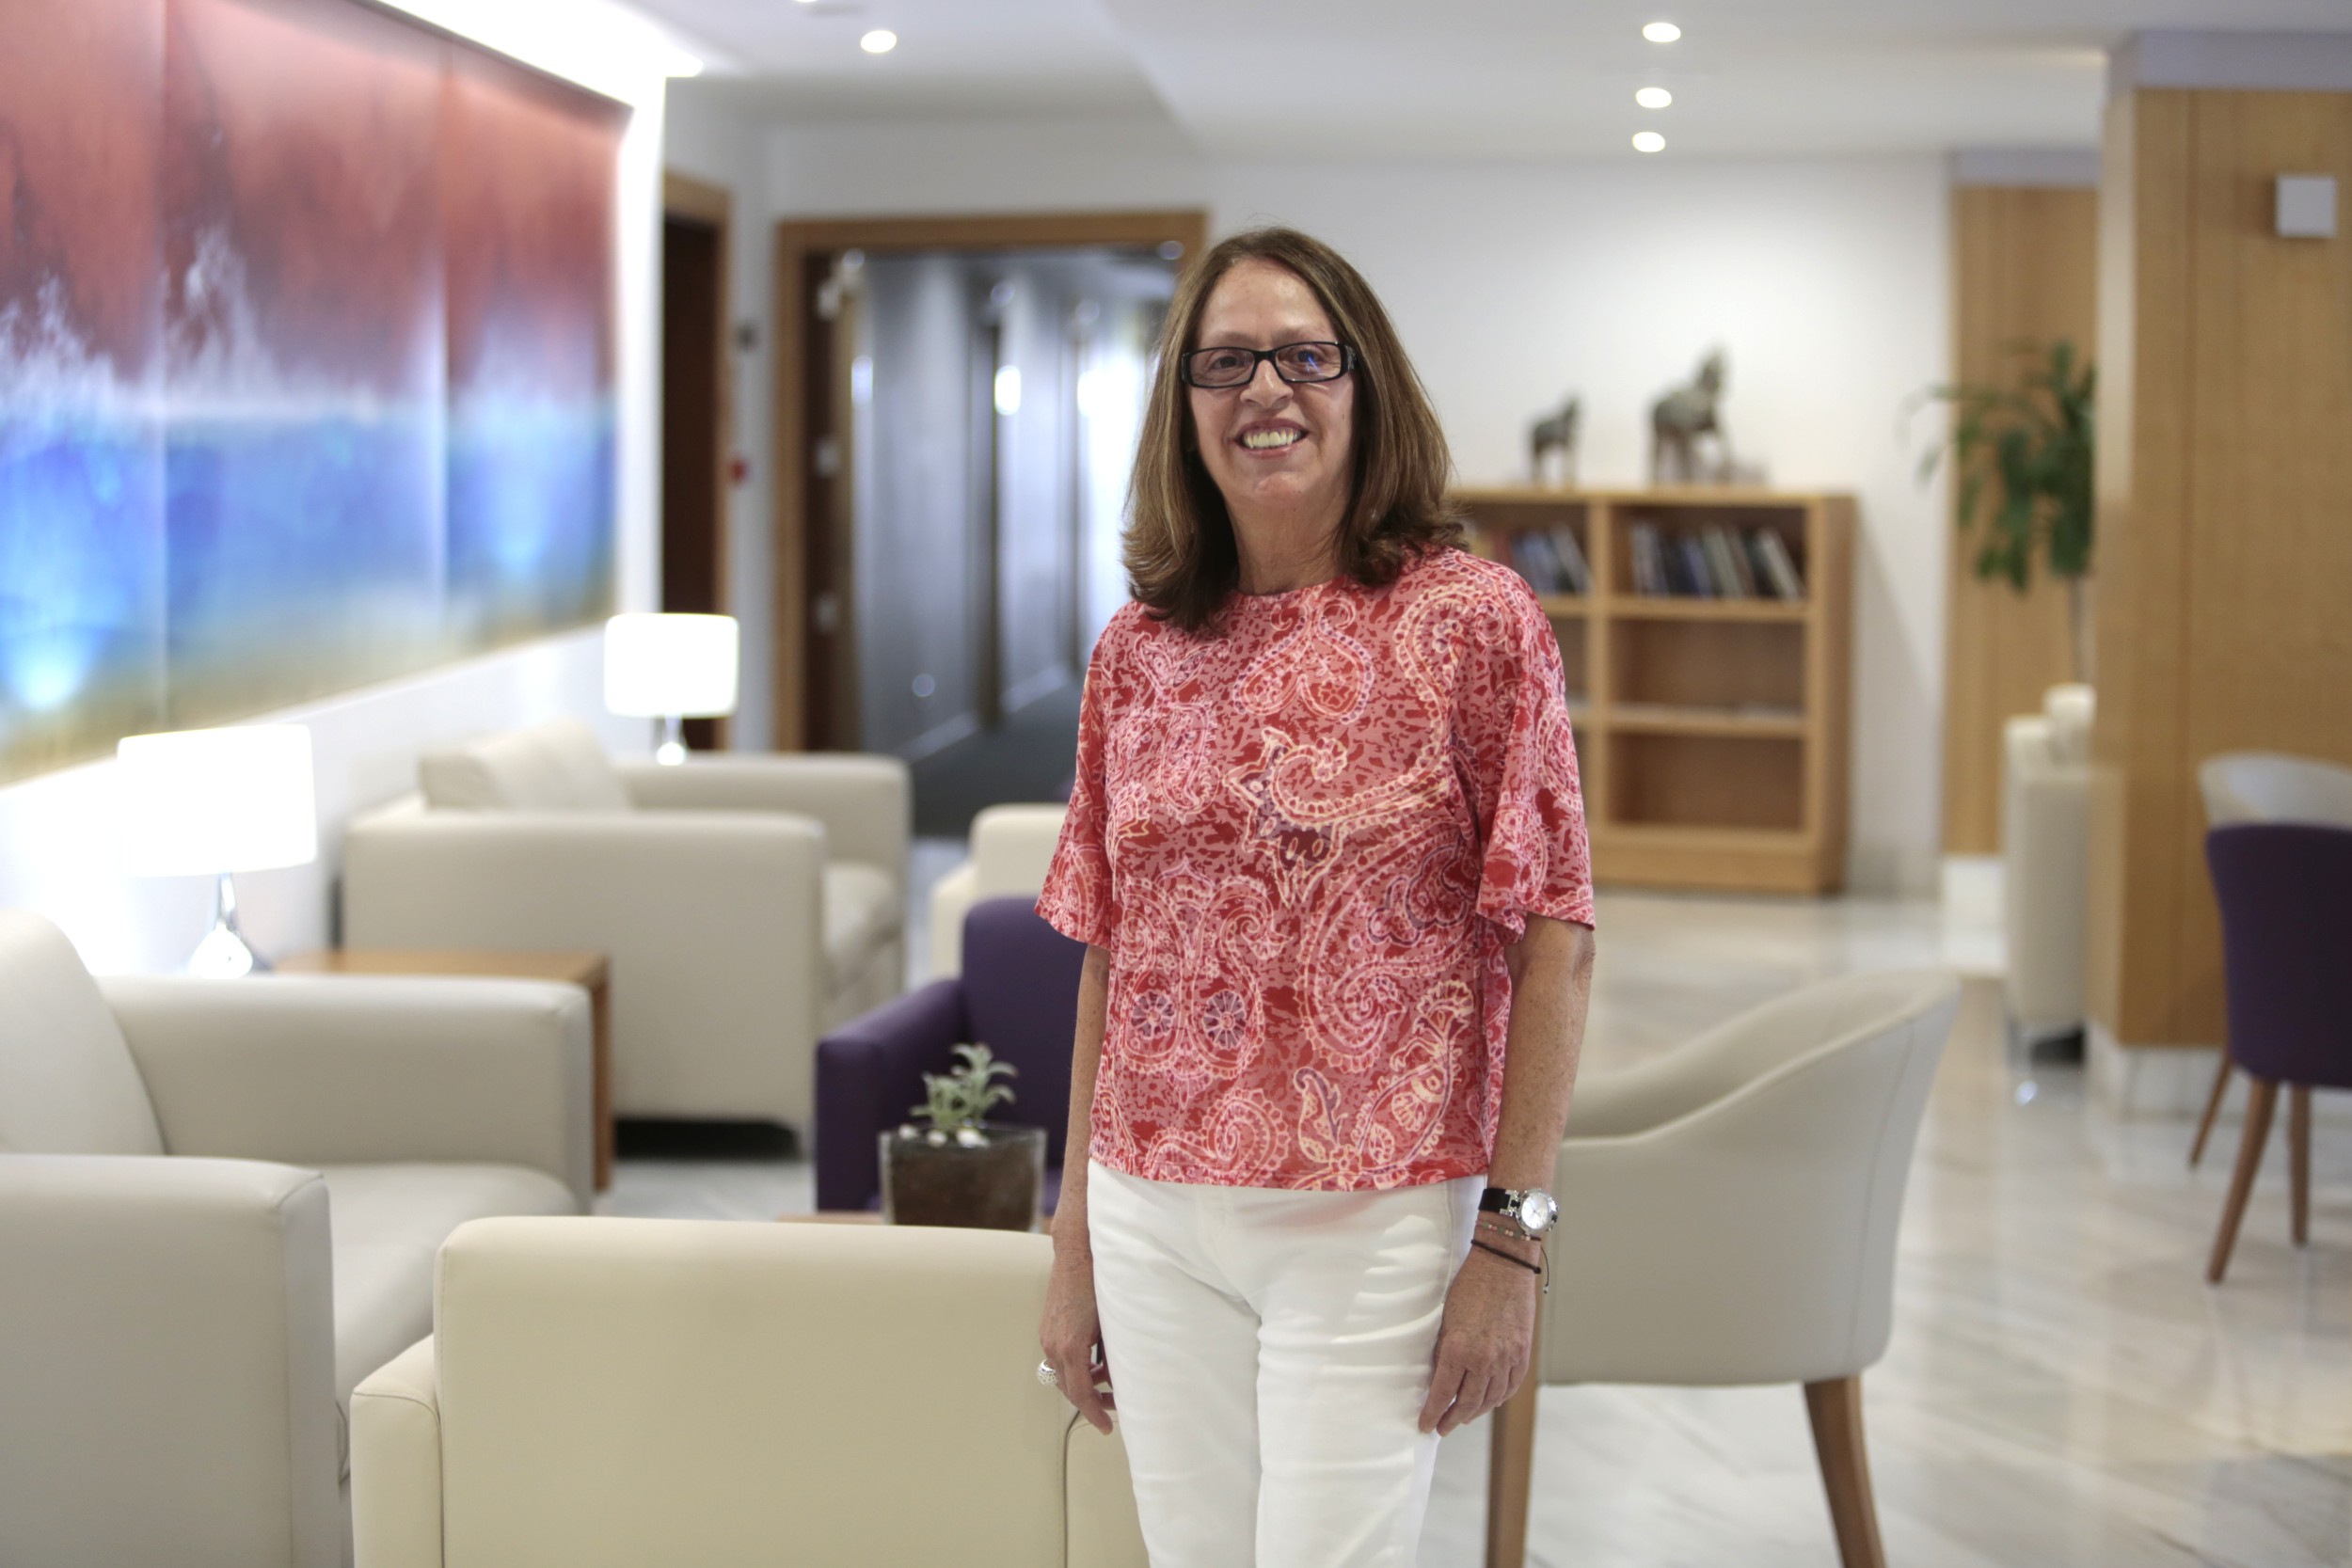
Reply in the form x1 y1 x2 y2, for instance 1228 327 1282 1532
1086 1160 1482 1568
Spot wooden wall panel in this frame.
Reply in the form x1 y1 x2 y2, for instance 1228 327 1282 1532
1941 185 2097 855
2090 87 2352 1047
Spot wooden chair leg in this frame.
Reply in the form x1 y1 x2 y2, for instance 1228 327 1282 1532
2208 1077 2279 1284
2188 1053 2233 1168
1804 1376 1887 1568
2289 1085 2312 1248
1485 1322 1542 1568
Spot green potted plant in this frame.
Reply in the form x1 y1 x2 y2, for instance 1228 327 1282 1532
880 1044 1045 1230
1915 338 2098 682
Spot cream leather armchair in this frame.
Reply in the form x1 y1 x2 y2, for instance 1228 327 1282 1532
351 1216 1145 1568
927 803 1067 978
2200 752 2352 829
342 720 910 1130
0 911 591 1568
2001 682 2093 1043
1487 970 1962 1568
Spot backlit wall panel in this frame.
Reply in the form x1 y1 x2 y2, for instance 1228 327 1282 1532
0 0 623 780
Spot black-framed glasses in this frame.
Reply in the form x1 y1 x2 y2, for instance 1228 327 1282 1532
1180 341 1356 389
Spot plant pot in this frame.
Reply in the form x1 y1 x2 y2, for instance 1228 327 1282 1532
880 1123 1045 1230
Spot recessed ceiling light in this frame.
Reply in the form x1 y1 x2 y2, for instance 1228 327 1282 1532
1635 87 1673 109
1643 21 1681 43
1632 131 1666 153
860 28 896 54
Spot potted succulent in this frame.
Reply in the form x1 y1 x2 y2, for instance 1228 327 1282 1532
880 1044 1045 1230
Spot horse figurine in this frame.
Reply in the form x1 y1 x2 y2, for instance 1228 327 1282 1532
1650 350 1732 484
1529 396 1581 488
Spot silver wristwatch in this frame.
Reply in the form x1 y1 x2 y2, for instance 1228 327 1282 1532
1478 1186 1558 1239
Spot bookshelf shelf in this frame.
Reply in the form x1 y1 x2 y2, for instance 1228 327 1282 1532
1607 597 1809 623
1609 704 1808 738
1459 486 1853 895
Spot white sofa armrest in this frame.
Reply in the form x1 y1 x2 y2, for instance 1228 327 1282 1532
352 1337 444 1568
0 1153 342 1568
927 860 978 979
100 974 595 1207
928 804 1068 979
343 803 828 1124
971 803 1068 891
1067 1418 1149 1568
615 753 910 887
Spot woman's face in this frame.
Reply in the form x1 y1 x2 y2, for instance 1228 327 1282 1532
1186 258 1357 531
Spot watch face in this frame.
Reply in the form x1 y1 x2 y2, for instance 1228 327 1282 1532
1518 1190 1558 1236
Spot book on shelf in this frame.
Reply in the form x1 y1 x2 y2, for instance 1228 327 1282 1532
1675 536 1713 597
1506 531 1556 593
1742 531 1780 599
1549 526 1592 594
1755 529 1806 600
1701 527 1748 599
1509 529 1584 596
1629 519 1805 599
1622 522 1807 601
1709 526 1759 598
1628 522 1666 595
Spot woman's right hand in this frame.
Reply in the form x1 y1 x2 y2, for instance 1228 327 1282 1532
1041 1247 1115 1433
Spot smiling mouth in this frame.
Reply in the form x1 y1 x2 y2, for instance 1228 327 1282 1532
1241 428 1303 451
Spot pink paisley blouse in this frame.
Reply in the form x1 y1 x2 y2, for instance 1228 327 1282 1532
1037 546 1595 1193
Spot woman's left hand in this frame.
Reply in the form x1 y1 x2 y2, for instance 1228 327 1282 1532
1418 1239 1541 1435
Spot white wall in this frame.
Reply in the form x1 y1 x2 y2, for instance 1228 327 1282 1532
0 53 668 974
758 119 1952 895
661 87 777 752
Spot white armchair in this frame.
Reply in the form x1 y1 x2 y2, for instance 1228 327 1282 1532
2001 682 2093 1043
342 720 910 1130
0 911 591 1568
2200 752 2352 829
351 1216 1145 1568
1487 970 1962 1568
927 803 1067 978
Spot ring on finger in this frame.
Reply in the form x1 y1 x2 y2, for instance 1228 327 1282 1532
1037 1359 1061 1387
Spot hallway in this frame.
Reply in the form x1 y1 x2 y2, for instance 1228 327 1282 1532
909 679 1081 840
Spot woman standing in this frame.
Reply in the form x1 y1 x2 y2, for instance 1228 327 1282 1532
1036 226 1597 1567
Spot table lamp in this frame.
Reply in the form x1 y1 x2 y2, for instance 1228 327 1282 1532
605 612 739 765
118 724 319 977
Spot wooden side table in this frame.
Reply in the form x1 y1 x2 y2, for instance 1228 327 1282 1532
278 948 613 1190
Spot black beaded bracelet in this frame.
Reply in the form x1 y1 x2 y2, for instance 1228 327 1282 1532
1470 1238 1542 1275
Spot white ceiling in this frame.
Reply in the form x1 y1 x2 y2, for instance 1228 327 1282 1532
646 0 2352 157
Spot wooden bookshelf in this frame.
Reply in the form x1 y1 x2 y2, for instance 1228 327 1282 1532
1458 486 1854 895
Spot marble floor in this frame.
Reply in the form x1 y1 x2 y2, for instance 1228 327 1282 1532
600 861 2352 1567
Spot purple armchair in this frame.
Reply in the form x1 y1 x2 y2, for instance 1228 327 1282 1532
816 896 1085 1213
2203 822 2352 1283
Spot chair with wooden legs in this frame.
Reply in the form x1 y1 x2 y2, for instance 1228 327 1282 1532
2201 822 2352 1284
1484 971 1962 1568
2190 754 2352 1173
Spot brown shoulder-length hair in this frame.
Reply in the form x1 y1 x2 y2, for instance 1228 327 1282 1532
1124 226 1462 632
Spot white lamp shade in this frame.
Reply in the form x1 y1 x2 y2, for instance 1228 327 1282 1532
604 613 739 718
118 725 319 878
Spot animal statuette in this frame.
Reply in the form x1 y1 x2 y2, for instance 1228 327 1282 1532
1650 350 1733 484
1529 396 1581 488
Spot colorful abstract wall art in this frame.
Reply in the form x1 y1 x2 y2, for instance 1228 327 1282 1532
0 0 623 782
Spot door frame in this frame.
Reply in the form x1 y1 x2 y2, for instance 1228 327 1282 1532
660 170 736 748
769 209 1209 752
